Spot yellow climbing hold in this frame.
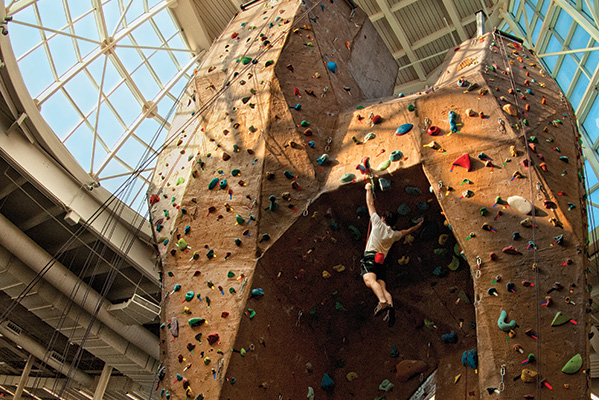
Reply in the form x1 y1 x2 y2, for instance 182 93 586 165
438 234 449 246
454 374 461 384
346 372 359 381
403 234 414 245
332 264 346 272
322 270 332 279
397 255 410 265
448 256 460 271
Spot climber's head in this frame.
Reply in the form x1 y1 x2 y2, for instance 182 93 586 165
381 210 398 228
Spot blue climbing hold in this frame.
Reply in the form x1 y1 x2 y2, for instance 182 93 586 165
321 373 334 390
208 177 219 190
395 123 413 136
449 110 458 132
442 331 458 344
497 310 517 331
379 178 391 191
417 201 428 211
405 186 422 196
389 150 403 161
397 203 411 215
356 206 368 217
251 288 264 298
461 348 478 369
327 61 337 73
316 154 329 166
291 103 302 111
397 93 405 98
219 179 228 189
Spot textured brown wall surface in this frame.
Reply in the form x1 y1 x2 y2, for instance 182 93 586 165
149 1 590 399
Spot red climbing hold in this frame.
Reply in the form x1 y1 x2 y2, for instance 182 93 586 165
427 126 440 136
207 333 220 345
371 115 383 125
150 194 160 205
502 246 522 255
294 87 301 98
452 153 471 172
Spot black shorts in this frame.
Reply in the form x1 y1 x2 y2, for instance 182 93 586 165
360 251 386 281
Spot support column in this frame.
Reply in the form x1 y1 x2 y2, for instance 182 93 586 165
93 363 113 400
13 354 34 400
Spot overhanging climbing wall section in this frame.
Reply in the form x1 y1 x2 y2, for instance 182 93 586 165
222 166 479 400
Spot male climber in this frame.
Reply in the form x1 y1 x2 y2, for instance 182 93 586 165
361 182 424 327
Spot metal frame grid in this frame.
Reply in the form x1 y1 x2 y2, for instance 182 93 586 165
5 0 202 212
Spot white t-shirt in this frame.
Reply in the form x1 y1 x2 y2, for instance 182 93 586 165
365 213 403 257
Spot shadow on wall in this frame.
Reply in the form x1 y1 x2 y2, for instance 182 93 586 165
222 164 479 400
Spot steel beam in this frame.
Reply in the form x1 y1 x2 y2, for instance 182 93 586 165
554 0 599 43
374 0 427 80
93 364 112 400
441 0 468 42
12 354 33 400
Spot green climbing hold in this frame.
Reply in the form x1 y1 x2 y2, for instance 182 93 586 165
284 170 295 179
176 177 185 185
364 132 376 142
377 160 390 171
335 301 347 311
379 379 394 392
397 203 410 215
551 311 570 326
265 60 274 67
185 291 194 302
241 96 251 104
234 238 242 246
248 309 256 318
236 215 245 225
241 56 252 65
177 239 188 251
248 125 257 133
232 169 241 176
340 173 355 183
227 271 235 278
405 187 422 195
434 248 448 256
562 353 582 374
229 287 236 294
208 177 219 190
348 225 361 240
407 104 415 112
219 180 228 189
188 318 206 327
300 120 310 127
480 207 488 216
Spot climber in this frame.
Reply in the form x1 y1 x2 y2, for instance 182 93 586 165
362 182 424 327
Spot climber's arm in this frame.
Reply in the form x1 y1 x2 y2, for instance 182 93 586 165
365 182 376 216
398 218 424 237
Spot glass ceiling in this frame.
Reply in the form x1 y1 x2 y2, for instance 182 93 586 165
6 0 201 213
501 0 599 233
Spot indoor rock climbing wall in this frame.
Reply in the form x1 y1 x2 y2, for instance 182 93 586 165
148 0 591 399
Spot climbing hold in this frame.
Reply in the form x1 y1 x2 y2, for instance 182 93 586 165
208 178 219 190
177 239 189 251
265 59 274 67
364 132 376 142
316 154 329 166
442 331 458 344
507 196 532 214
322 270 332 279
346 372 358 381
188 318 206 327
451 153 471 171
321 373 335 390
185 291 194 302
502 246 521 255
438 234 449 246
502 103 517 116
562 354 582 374
461 349 478 369
241 56 252 65
327 61 337 73
284 170 295 179
389 150 403 161
379 178 391 191
235 214 245 225
405 186 422 195
377 160 390 171
390 345 399 358
521 369 537 383
498 310 517 331
394 204 411 217
395 123 413 135
371 115 383 125
427 126 440 136
219 180 228 190
348 225 361 240
340 173 355 183
379 379 394 392
448 256 459 271
551 311 571 326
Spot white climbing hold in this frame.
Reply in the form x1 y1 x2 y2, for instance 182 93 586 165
507 196 532 214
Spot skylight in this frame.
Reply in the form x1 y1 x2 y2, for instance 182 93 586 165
6 0 202 214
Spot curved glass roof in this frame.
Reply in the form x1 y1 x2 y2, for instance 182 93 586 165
502 0 599 233
6 0 201 212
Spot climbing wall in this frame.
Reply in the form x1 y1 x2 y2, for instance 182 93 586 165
149 0 591 398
